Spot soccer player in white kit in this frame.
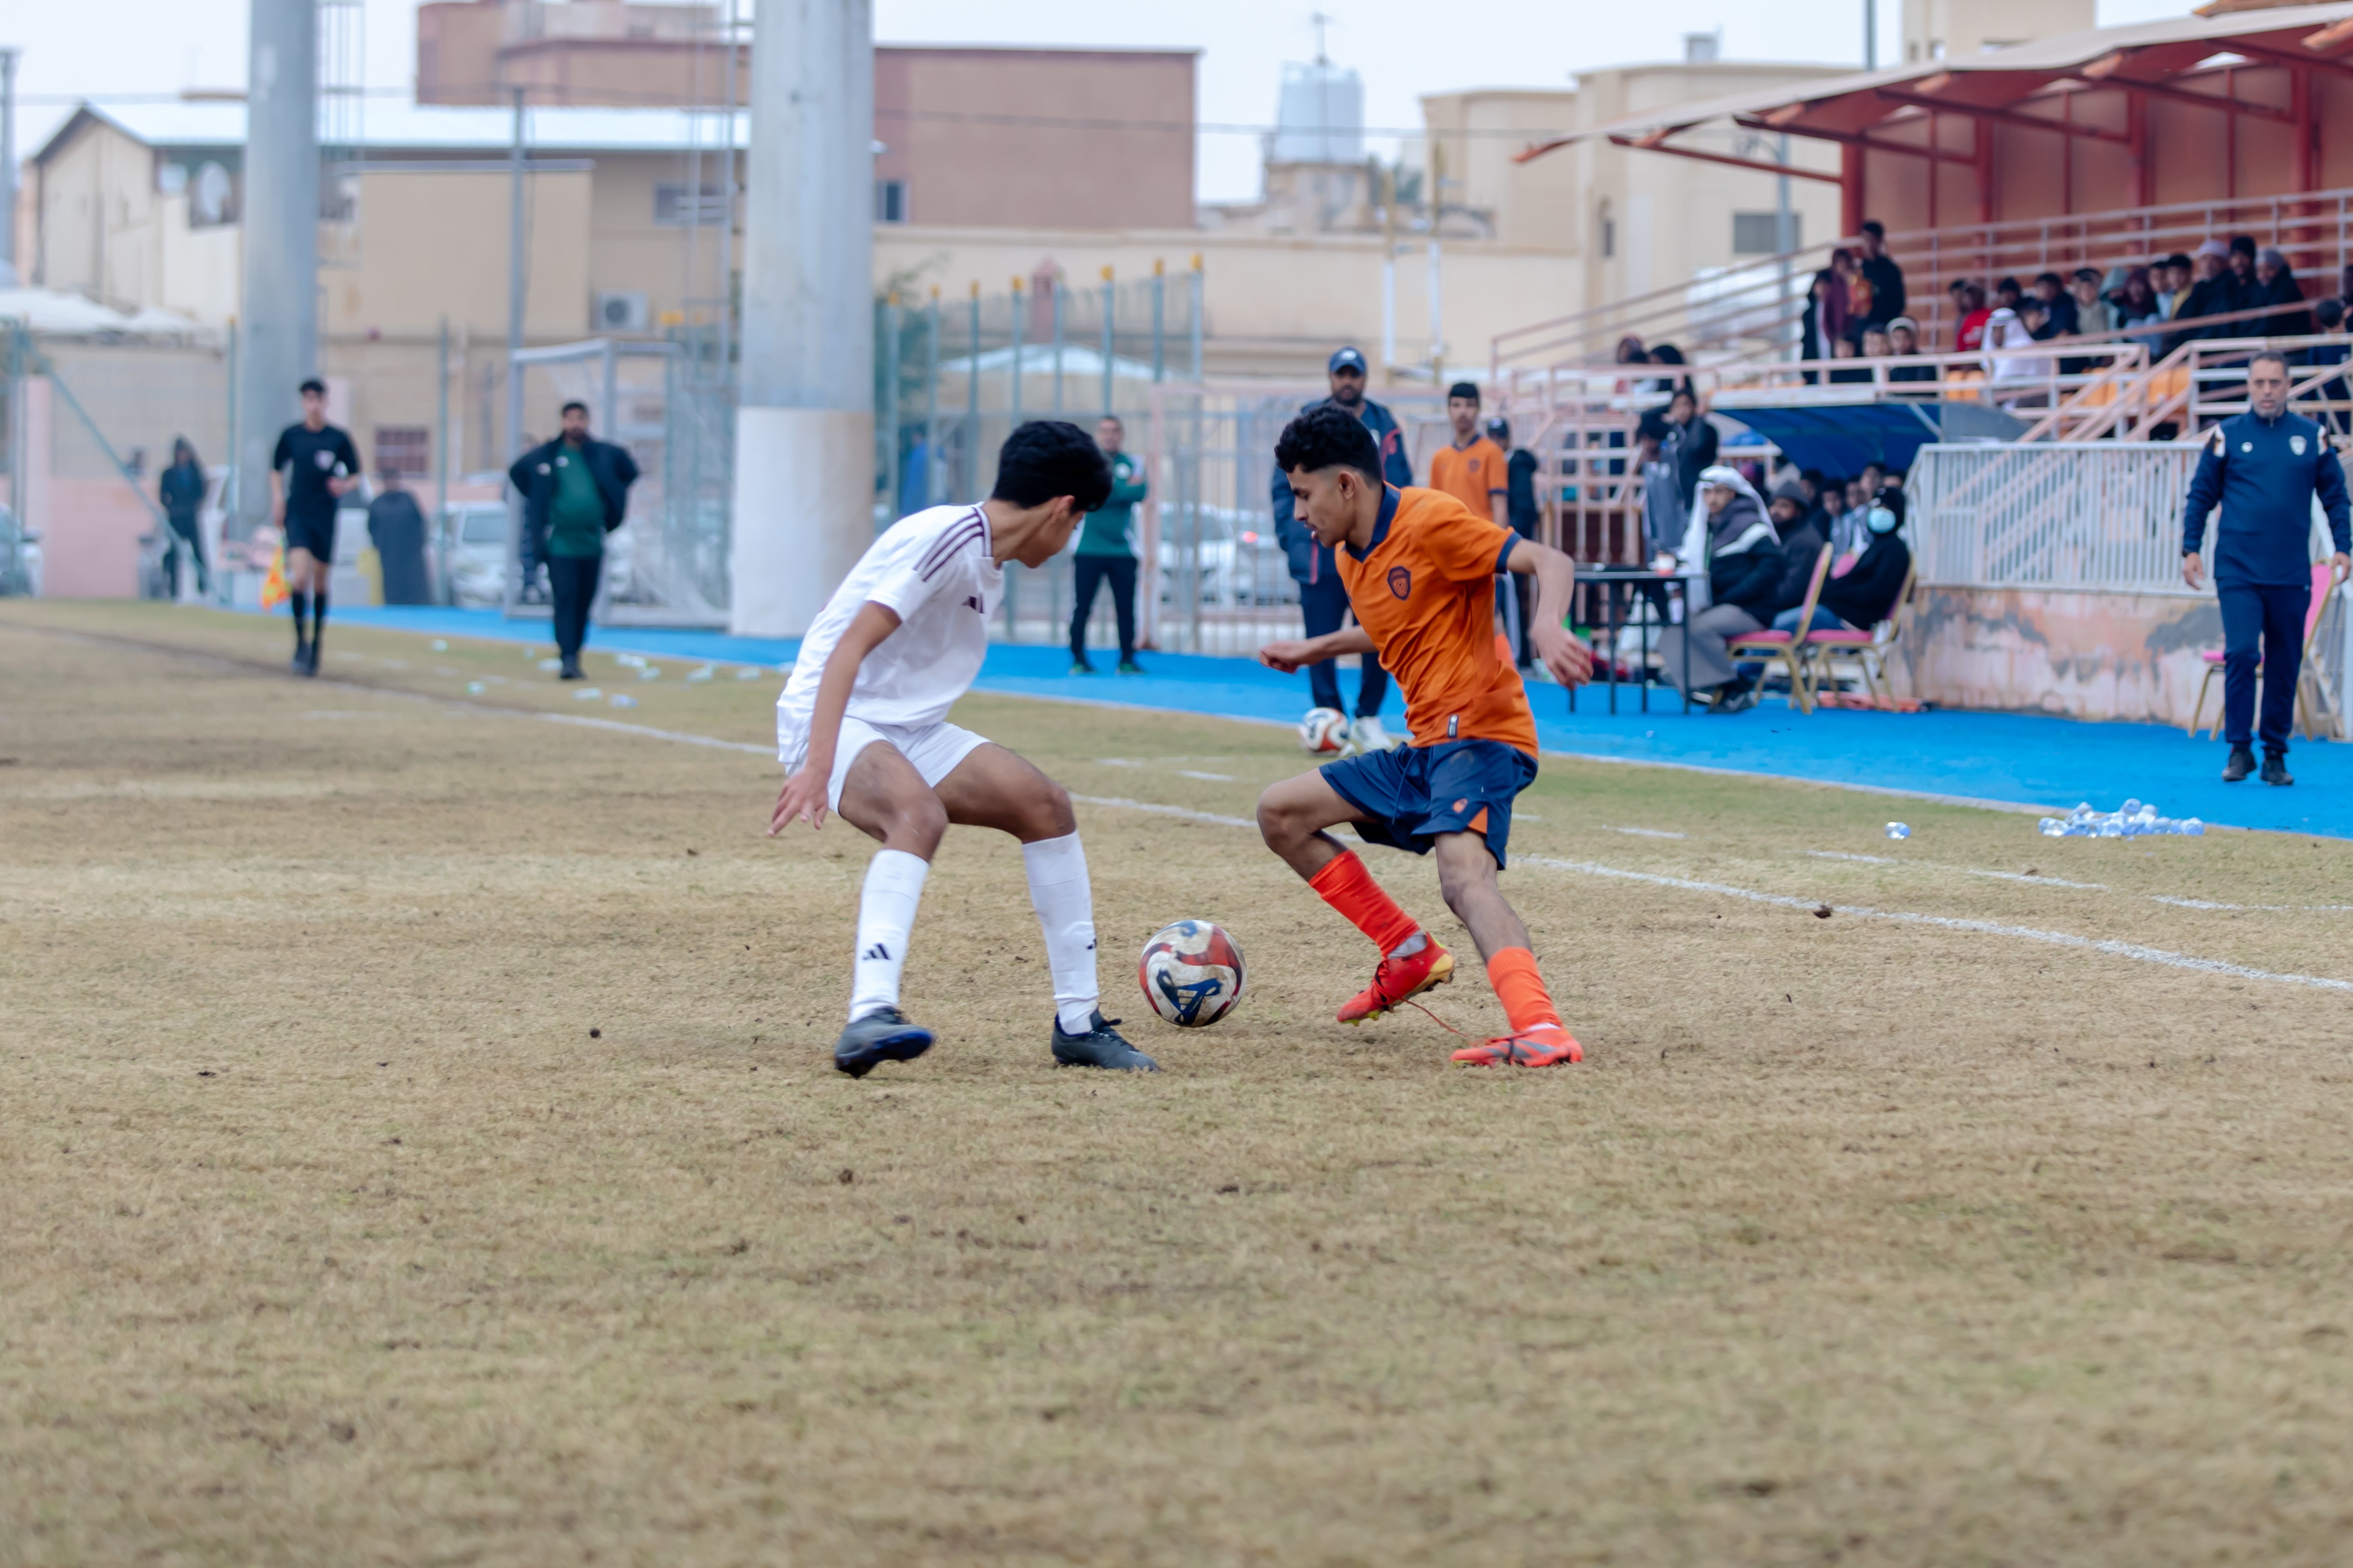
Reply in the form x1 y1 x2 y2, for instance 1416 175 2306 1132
769 421 1157 1076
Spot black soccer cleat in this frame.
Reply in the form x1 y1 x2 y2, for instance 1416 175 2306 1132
2262 751 2294 787
291 642 312 676
1051 1010 1158 1072
833 1005 935 1078
2222 744 2255 783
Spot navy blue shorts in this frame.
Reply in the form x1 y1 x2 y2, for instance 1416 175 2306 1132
1320 738 1539 868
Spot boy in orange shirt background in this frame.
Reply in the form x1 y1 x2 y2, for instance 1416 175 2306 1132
1255 405 1595 1067
1427 381 1509 528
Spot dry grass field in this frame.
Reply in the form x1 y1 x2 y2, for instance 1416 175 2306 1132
4 600 2353 1567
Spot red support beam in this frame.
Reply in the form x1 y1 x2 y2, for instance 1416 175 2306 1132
1843 140 1865 236
2073 66 2294 124
1600 135 1844 184
1733 117 1976 166
1874 88 2130 145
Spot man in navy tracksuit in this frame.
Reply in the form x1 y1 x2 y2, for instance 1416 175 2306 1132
1272 346 1416 750
2182 351 2353 785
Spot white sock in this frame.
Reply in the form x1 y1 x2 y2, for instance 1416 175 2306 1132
848 849 929 1022
1022 831 1101 1035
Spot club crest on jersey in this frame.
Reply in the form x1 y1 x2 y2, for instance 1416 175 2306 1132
1386 565 1411 599
2293 434 2308 455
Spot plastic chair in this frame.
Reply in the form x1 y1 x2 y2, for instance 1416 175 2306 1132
1802 556 1919 708
1727 543 1833 714
2186 561 2339 741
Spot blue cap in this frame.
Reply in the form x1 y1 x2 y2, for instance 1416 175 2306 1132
1327 346 1368 374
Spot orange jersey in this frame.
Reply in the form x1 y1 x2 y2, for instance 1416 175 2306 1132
1427 438 1508 522
1333 486 1536 755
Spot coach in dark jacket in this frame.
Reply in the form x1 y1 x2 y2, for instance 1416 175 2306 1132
509 401 641 679
1271 346 1413 730
2182 351 2352 784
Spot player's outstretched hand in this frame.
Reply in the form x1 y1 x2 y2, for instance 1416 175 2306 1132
769 767 829 835
1533 622 1594 690
1258 639 1316 674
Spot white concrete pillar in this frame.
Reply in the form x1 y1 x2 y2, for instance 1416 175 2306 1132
730 0 876 637
234 0 319 540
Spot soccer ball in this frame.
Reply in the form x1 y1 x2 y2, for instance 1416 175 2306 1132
1299 707 1351 754
1138 919 1247 1027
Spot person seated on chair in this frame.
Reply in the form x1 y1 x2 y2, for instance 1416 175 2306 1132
1779 486 1910 637
1658 466 1784 715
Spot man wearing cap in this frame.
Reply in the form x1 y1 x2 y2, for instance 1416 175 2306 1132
1271 348 1414 751
2182 350 2353 786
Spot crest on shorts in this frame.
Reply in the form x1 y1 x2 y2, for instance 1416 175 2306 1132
1386 565 1412 599
2293 434 2308 455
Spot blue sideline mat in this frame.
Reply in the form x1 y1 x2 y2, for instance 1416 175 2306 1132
302 605 2353 839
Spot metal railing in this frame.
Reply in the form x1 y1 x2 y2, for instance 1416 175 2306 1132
1910 441 2205 593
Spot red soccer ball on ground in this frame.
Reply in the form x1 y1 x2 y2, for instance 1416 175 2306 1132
1137 919 1247 1027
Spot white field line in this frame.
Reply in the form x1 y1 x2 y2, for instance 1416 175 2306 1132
1808 850 1896 864
1964 868 2108 890
1515 856 2353 995
1605 825 1687 839
1070 794 1257 829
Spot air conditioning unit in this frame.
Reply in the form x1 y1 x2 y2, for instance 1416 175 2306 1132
594 290 650 332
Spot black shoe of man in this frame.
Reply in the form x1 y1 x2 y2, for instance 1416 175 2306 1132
1052 1010 1158 1071
559 657 583 681
2222 745 2255 783
1709 682 1759 716
291 641 311 676
834 1005 935 1078
2261 751 2294 787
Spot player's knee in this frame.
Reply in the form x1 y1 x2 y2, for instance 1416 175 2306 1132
890 794 949 855
1033 779 1077 839
1434 844 1497 912
1255 787 1302 848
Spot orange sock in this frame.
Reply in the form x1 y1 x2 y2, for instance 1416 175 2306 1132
1307 850 1425 956
1486 948 1564 1035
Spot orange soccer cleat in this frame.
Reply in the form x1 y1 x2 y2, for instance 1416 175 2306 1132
1336 941 1455 1024
1451 1025 1584 1067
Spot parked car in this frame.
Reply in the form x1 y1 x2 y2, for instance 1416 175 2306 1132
0 504 41 597
440 499 634 609
1155 504 1298 608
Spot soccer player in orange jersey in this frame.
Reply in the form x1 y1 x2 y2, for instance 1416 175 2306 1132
1426 381 1509 529
1254 404 1595 1067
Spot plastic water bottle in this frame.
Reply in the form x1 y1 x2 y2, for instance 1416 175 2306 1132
687 665 714 682
574 687 602 700
639 666 661 680
538 657 562 672
2180 817 2205 836
2098 818 2125 837
610 692 638 708
735 666 761 680
2120 798 2142 818
2038 817 2066 837
432 639 449 652
1885 823 1910 840
465 680 485 694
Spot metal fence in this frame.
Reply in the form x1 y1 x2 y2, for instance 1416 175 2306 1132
1910 439 2350 732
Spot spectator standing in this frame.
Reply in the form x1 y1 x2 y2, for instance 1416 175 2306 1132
1490 415 1541 669
1270 346 1411 751
2115 267 2165 347
1069 415 1147 675
508 400 641 681
366 467 434 606
269 378 360 676
158 436 209 598
1636 414 1687 563
2170 239 2235 350
1803 252 1854 364
1887 318 1937 392
1660 386 1718 501
2225 236 2260 315
1657 466 1784 713
1856 221 1907 339
2181 351 2352 784
1428 383 1509 528
2250 247 2310 339
1992 276 2025 314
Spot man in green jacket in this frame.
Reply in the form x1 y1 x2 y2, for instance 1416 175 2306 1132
1069 415 1148 674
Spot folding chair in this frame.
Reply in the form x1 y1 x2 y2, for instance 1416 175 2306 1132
1802 556 1918 708
2187 561 2339 741
1726 544 1833 714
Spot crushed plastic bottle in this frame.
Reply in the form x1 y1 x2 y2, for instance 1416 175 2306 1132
432 639 449 652
614 653 647 669
2038 817 2067 837
538 657 562 672
735 666 761 680
465 680 485 694
1885 823 1910 840
2180 817 2205 836
638 665 661 680
609 692 638 708
687 665 714 682
2041 798 2207 838
574 687 603 700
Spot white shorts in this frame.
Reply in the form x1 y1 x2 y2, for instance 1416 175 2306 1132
781 714 991 812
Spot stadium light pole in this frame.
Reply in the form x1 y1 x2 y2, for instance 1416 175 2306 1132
729 0 876 637
234 0 320 543
0 49 19 280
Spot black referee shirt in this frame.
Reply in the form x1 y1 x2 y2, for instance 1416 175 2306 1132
273 422 361 523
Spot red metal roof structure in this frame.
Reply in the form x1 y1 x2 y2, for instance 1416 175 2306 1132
1518 3 2353 238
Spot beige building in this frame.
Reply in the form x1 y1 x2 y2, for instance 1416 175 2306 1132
1901 0 2098 62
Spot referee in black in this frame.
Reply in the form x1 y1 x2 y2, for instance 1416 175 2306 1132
2182 350 2352 785
269 377 361 676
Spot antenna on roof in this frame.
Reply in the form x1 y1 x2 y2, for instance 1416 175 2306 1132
1310 10 1332 67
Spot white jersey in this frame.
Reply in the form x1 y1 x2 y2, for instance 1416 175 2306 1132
776 503 1001 763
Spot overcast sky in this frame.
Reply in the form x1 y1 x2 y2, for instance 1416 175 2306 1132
9 0 2199 203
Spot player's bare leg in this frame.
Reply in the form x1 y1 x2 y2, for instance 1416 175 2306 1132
840 741 1152 1071
1257 771 1456 1023
1428 830 1580 1068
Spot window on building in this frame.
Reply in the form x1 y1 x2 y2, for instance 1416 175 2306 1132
653 182 730 227
875 179 908 224
1732 212 1801 256
374 426 431 479
1599 207 1615 260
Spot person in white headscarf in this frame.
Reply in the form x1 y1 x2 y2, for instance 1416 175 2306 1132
1657 464 1786 713
1985 305 2049 397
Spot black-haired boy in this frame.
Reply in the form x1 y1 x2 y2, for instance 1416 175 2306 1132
770 420 1157 1077
269 377 360 675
